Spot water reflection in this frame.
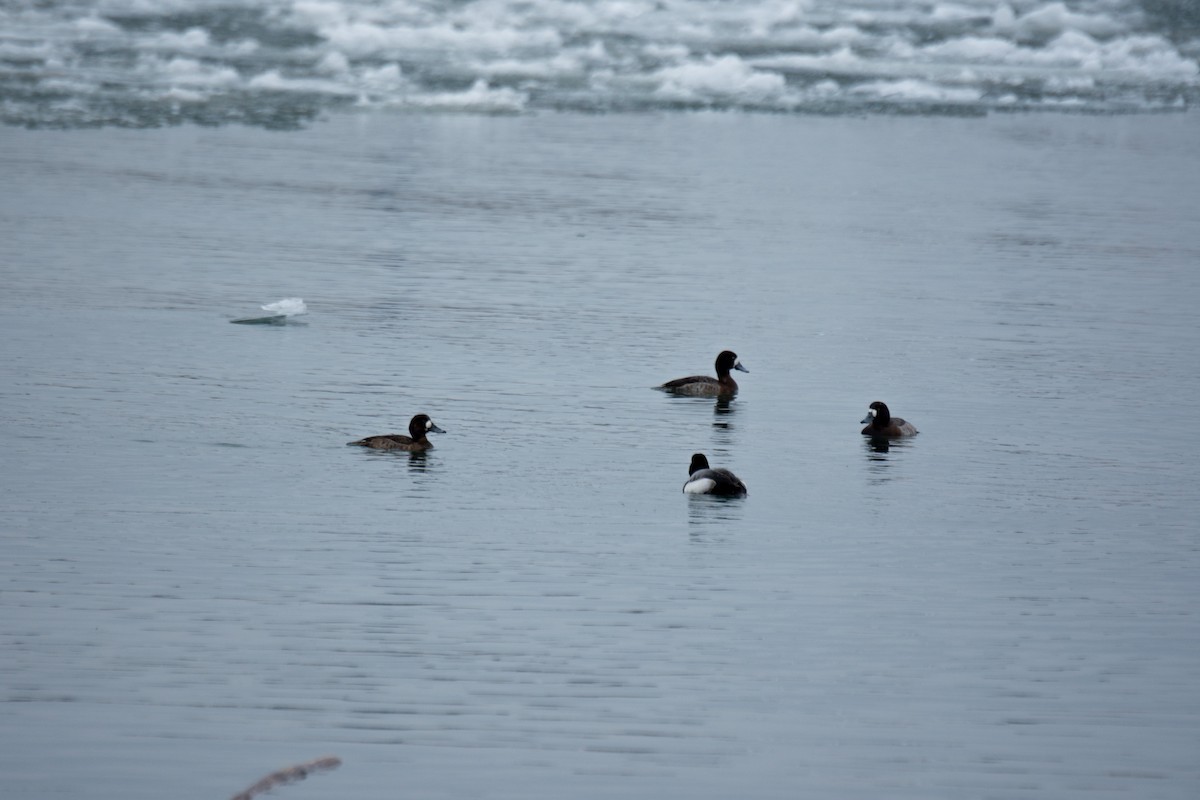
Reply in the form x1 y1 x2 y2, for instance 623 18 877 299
711 396 739 448
402 450 439 495
685 492 746 536
862 436 916 484
357 448 438 478
406 450 432 474
865 435 891 455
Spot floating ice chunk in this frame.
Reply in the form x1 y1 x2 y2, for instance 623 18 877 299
468 52 585 80
0 41 54 61
401 80 529 113
359 63 405 91
290 0 349 30
851 78 982 103
995 2 1125 42
261 298 307 316
247 70 350 95
232 298 307 325
162 87 207 102
156 57 240 87
931 4 986 22
654 55 786 103
916 35 1020 62
1096 34 1200 79
322 20 561 58
150 28 210 51
317 51 351 75
755 46 866 75
72 16 121 36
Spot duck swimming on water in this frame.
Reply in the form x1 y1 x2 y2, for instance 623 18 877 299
682 453 748 496
656 351 748 396
348 414 446 451
860 401 918 438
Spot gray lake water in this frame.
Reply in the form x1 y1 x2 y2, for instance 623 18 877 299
2 110 1199 799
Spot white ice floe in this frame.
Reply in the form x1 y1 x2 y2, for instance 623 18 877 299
654 55 787 104
261 298 307 316
398 79 529 113
4 0 1197 124
851 78 982 104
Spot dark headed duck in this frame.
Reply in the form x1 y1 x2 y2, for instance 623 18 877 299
860 401 918 438
348 414 446 451
682 452 748 496
657 350 748 396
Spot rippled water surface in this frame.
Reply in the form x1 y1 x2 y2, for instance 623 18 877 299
2 110 1199 799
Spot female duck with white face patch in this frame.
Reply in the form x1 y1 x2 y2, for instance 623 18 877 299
683 453 747 496
348 414 446 451
656 350 748 396
860 401 918 438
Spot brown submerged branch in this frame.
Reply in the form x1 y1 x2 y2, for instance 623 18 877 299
230 756 342 800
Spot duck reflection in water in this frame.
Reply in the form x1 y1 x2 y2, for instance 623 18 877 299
711 395 738 443
862 435 917 485
687 492 746 533
406 449 432 473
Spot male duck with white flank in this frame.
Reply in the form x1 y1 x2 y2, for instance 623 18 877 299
348 414 446 451
656 350 748 396
682 453 748 496
860 401 918 438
